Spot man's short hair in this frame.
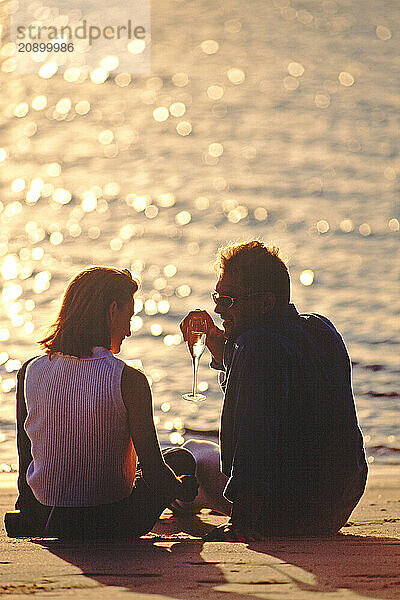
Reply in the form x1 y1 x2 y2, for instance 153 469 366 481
215 240 290 304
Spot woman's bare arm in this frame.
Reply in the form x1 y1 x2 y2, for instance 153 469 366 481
121 365 196 500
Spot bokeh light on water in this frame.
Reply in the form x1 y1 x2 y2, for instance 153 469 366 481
0 0 399 468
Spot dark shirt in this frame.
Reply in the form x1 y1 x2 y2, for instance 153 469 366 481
212 304 368 514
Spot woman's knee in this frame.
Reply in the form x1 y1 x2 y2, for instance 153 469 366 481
162 446 196 476
183 440 222 478
174 439 230 515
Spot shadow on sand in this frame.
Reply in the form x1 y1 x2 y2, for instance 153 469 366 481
31 513 400 600
245 534 400 600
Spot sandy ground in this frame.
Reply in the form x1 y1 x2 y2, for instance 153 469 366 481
0 464 399 600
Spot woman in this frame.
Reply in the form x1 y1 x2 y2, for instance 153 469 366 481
7 266 197 539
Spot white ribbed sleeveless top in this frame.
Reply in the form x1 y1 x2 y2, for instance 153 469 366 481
24 346 137 507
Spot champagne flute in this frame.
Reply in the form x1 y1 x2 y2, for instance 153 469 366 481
182 314 207 403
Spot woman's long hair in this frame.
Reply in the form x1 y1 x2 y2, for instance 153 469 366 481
39 267 139 358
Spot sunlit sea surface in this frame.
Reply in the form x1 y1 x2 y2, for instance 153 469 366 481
0 0 399 470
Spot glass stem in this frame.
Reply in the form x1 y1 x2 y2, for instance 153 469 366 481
192 357 199 398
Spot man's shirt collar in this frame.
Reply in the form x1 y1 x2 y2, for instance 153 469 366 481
222 303 299 369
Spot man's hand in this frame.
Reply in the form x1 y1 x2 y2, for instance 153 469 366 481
176 474 199 503
180 310 225 364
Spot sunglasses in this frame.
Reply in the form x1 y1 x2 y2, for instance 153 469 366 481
211 291 265 310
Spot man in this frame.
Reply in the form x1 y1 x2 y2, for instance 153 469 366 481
180 240 368 540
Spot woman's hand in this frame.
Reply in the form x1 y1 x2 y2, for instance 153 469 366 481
150 464 198 503
180 310 225 364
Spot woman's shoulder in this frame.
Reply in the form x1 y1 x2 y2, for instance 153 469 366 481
21 354 47 372
121 363 148 386
120 364 151 412
17 355 47 387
